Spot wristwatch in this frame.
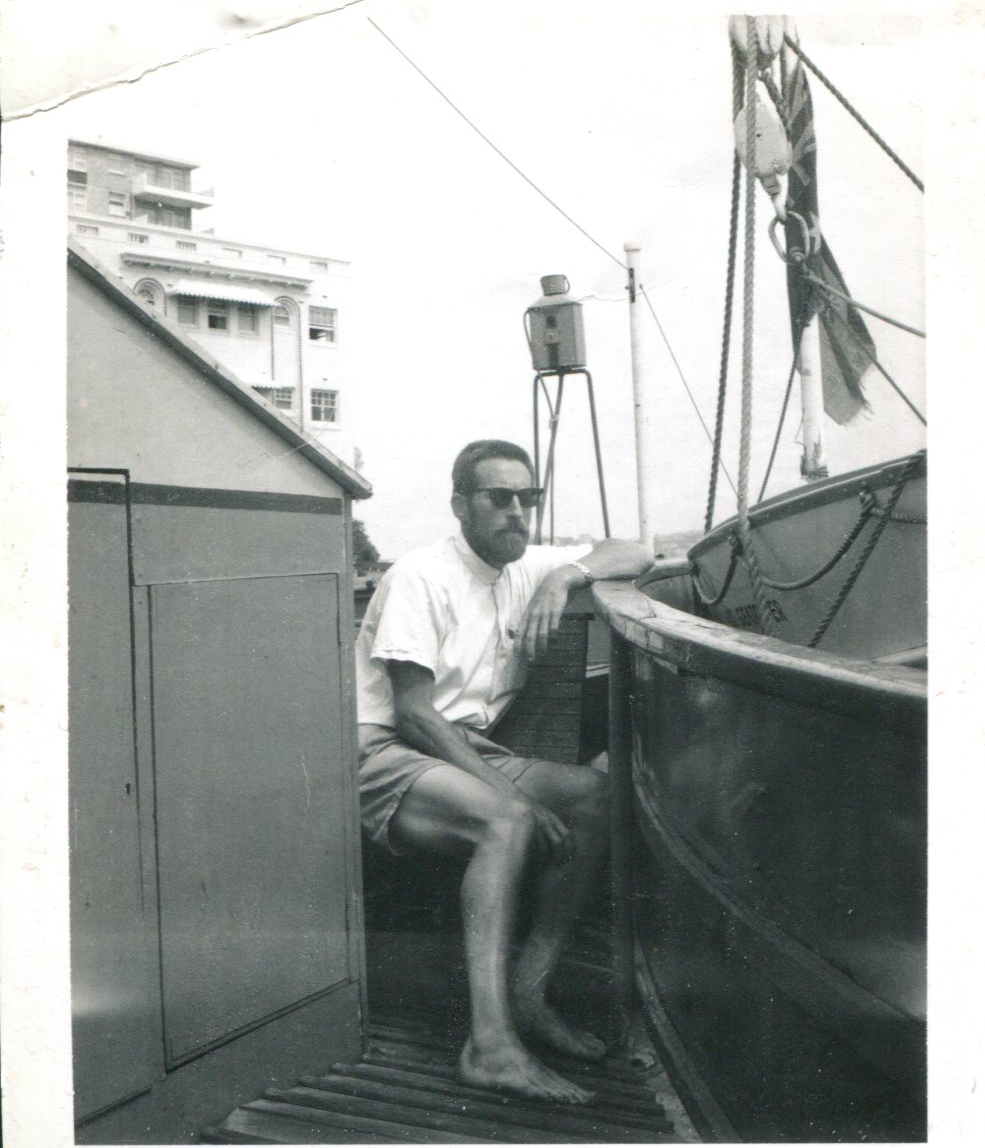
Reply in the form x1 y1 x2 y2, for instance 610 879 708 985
567 559 595 584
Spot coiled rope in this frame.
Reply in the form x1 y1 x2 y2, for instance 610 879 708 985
737 17 776 635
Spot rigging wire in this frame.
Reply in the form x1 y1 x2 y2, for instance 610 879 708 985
823 299 928 426
757 346 802 503
639 287 737 498
796 268 926 339
783 35 924 193
367 18 627 271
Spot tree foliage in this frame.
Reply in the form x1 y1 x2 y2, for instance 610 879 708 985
352 519 381 575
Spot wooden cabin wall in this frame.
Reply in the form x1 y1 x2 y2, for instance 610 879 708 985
67 273 334 498
67 268 365 1143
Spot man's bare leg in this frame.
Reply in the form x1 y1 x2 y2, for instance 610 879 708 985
510 761 610 1062
389 764 593 1103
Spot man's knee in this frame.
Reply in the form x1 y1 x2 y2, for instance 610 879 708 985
477 793 537 846
571 767 609 831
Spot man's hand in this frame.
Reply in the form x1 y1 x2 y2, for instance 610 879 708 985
523 794 574 861
518 565 582 662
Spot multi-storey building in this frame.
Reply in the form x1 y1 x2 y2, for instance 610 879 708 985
67 141 353 460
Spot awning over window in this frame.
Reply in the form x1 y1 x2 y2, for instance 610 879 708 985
167 279 274 306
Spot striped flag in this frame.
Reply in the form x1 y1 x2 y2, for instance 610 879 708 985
783 49 874 424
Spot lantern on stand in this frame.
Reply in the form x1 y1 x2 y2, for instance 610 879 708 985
524 275 609 542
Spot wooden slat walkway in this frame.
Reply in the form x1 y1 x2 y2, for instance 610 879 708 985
203 1013 684 1144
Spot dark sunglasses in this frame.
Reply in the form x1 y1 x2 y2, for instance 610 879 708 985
468 486 544 509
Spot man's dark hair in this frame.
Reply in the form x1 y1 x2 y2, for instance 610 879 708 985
452 440 535 494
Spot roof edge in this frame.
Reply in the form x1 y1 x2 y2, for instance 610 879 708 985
67 238 372 500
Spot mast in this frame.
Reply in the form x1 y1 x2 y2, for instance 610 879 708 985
624 242 655 547
797 316 828 479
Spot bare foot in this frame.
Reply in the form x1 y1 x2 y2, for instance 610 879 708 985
515 997 607 1062
459 1037 594 1104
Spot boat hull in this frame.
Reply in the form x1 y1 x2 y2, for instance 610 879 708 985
595 565 926 1142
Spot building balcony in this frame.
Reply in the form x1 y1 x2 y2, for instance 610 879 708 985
132 172 213 210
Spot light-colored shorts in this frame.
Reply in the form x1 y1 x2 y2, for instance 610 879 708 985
358 723 538 855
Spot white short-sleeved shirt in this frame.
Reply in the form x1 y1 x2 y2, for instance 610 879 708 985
356 531 591 730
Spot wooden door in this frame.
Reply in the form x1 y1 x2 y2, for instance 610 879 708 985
148 573 352 1064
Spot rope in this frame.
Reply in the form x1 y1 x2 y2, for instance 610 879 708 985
760 488 875 590
783 34 924 193
737 18 776 635
797 266 926 339
691 535 741 607
692 473 921 602
807 451 925 647
822 290 928 426
759 68 791 135
367 18 627 270
705 40 745 533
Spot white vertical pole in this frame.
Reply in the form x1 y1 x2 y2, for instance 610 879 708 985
798 314 828 479
625 242 655 547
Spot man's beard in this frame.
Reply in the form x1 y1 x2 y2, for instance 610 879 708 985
467 524 528 566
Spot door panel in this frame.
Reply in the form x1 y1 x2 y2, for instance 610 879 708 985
69 475 161 1118
149 574 349 1063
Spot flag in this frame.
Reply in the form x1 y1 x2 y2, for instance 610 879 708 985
783 48 874 424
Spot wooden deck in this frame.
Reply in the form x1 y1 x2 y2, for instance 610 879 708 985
203 899 697 1143
203 1010 689 1144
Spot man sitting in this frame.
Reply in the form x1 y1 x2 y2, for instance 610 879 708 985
356 439 651 1104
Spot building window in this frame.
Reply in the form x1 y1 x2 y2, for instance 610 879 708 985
309 307 337 343
207 301 229 330
76 224 99 236
68 184 88 211
310 260 329 271
162 166 191 191
108 192 127 217
310 388 339 423
140 205 191 229
267 254 286 265
255 386 294 410
273 304 292 326
144 164 190 191
222 247 242 259
67 169 87 186
237 305 259 334
68 146 87 172
128 232 149 244
176 239 197 252
176 296 198 325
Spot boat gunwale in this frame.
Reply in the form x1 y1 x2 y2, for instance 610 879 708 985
689 452 926 562
592 575 926 724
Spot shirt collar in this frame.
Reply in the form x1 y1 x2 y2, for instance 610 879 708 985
453 530 503 586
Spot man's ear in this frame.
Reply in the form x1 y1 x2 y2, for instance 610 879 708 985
451 491 467 525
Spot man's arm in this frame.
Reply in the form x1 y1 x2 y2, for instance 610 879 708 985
386 658 571 856
518 538 652 660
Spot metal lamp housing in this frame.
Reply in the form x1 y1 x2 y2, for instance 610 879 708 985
525 274 586 371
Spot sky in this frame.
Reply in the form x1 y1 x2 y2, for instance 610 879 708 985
44 0 927 559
